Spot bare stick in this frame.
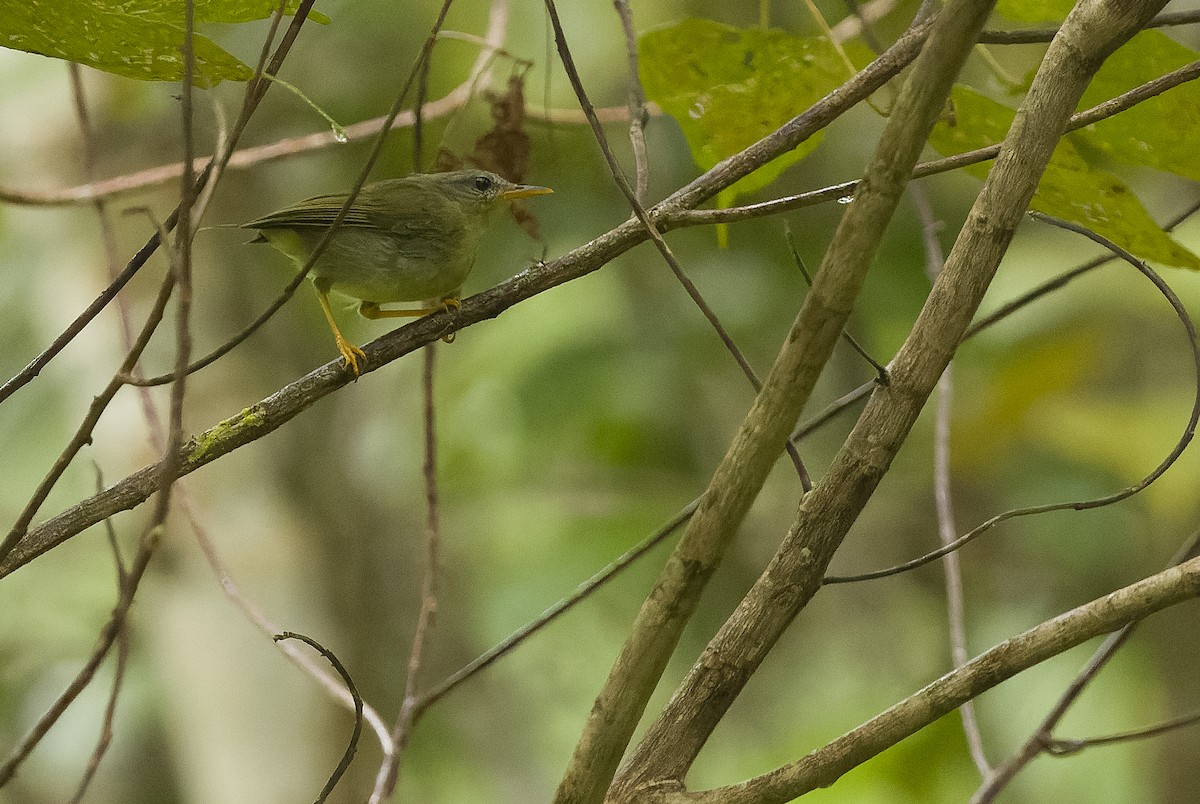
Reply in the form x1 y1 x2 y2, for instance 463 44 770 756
273 633 364 804
69 469 130 804
910 181 991 778
612 0 649 205
784 225 889 383
1045 707 1200 755
152 0 198 528
0 525 163 787
371 344 444 801
972 526 1200 802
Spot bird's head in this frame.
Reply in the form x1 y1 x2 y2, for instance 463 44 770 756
429 170 553 213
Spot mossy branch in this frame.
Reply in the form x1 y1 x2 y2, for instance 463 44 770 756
0 16 930 580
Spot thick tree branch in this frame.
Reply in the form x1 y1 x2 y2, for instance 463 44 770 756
605 1 994 797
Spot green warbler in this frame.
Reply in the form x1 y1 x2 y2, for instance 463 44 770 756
243 169 553 375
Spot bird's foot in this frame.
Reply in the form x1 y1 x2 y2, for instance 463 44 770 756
336 336 367 376
439 297 460 343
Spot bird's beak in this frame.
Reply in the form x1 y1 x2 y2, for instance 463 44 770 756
501 184 554 200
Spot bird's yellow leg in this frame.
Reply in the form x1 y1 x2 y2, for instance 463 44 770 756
360 299 462 344
358 297 461 319
315 287 366 375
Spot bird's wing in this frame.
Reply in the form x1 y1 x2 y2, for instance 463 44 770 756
357 179 465 240
242 180 466 246
241 192 381 231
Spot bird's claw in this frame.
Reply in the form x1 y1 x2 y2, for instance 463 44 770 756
336 337 367 377
440 297 461 343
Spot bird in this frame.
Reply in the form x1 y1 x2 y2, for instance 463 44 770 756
242 169 553 375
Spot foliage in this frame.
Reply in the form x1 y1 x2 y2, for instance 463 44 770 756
639 18 871 216
1076 30 1200 181
0 0 326 85
929 85 1200 269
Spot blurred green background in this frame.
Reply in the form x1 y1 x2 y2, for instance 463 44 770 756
2 1 1200 802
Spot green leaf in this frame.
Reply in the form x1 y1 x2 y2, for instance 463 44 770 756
639 18 863 203
190 1 328 25
929 86 1200 269
0 0 325 86
995 0 1074 23
1075 30 1200 181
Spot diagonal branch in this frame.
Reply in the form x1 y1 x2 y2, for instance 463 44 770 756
604 1 995 797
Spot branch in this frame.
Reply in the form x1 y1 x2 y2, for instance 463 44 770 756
371 344 444 801
273 632 364 804
568 0 984 797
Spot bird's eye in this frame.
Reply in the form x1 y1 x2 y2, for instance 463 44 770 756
473 175 493 192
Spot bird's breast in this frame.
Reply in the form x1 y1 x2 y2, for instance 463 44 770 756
305 226 480 303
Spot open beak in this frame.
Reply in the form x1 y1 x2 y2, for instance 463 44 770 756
501 184 554 200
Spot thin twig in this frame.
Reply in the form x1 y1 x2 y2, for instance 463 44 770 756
840 0 888 51
612 0 649 205
151 0 198 529
372 344 444 801
1045 707 1200 755
975 8 1200 45
0 104 631 208
69 468 130 804
909 181 992 778
784 225 888 383
415 500 695 713
413 33 434 172
543 0 813 488
188 502 392 749
826 213 1200 585
273 633 364 804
